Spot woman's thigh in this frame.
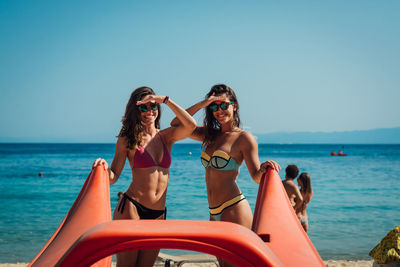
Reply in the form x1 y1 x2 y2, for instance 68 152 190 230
113 198 165 267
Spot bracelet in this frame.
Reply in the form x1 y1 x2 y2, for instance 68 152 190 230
163 96 169 104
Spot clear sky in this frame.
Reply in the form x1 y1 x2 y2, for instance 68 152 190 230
1 1 399 142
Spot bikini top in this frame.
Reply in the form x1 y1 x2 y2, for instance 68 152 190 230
201 149 241 171
132 134 171 169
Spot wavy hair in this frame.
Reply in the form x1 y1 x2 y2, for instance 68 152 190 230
118 86 161 149
202 84 240 148
298 172 313 202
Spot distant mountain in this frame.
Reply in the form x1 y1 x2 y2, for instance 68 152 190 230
254 127 400 144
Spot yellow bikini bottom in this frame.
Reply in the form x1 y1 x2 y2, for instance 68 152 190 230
209 194 245 221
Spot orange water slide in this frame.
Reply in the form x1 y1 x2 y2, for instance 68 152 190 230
29 165 324 266
56 220 283 267
28 166 112 267
252 168 325 266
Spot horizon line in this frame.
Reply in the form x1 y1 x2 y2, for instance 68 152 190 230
0 142 399 145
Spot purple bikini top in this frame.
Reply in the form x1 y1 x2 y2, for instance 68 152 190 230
132 134 171 169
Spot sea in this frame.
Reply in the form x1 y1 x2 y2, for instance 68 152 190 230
0 143 399 263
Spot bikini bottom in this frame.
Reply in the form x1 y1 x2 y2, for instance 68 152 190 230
117 193 166 219
298 216 308 226
209 194 245 221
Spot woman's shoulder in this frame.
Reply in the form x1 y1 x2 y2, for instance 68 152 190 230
237 130 257 144
232 130 257 152
116 136 131 151
190 126 206 141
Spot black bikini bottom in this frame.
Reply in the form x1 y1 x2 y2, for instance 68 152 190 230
117 193 166 219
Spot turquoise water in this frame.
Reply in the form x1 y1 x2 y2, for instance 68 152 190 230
0 143 399 262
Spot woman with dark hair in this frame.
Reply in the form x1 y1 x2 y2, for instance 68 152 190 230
171 84 280 267
93 86 196 267
297 172 313 233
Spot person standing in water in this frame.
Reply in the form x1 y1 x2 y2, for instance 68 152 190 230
282 164 303 213
171 84 280 267
297 172 313 233
93 86 196 267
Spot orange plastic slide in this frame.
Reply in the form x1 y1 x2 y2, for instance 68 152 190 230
252 168 325 266
29 166 324 266
56 220 283 267
28 166 112 267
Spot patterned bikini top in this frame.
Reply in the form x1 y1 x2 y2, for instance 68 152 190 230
201 149 241 171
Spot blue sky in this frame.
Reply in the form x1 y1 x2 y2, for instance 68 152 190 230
1 1 399 142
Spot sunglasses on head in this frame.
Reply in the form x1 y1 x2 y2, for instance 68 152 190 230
138 103 158 113
208 100 234 112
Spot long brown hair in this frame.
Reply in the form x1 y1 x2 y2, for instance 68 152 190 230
298 172 313 203
203 84 240 148
118 86 161 149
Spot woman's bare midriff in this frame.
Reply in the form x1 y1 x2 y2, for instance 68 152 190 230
205 168 241 207
125 167 169 210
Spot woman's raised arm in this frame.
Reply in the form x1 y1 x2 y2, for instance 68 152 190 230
138 95 197 142
169 94 226 141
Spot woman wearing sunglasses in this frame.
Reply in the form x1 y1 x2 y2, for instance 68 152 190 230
171 84 280 266
93 86 196 267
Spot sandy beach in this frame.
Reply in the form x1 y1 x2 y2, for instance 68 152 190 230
324 260 373 267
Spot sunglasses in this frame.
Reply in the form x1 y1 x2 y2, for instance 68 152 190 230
208 101 234 112
138 103 158 113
